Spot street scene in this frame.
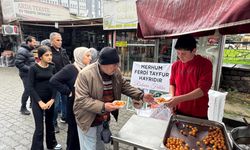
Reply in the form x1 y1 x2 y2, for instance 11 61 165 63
0 67 136 150
0 0 250 150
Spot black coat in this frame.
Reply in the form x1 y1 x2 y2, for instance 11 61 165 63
50 46 70 72
15 43 35 77
50 64 78 96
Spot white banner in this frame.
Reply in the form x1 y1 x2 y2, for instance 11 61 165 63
103 0 138 30
130 62 171 92
14 1 70 21
1 0 71 23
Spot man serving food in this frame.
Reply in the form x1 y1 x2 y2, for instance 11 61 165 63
166 34 213 119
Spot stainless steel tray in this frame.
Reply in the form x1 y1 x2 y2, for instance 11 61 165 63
163 115 232 150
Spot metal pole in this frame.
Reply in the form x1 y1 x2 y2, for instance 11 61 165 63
154 39 159 62
170 39 177 63
214 35 226 90
113 30 116 48
113 141 119 150
17 20 24 43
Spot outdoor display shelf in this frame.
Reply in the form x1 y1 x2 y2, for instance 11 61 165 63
112 115 168 150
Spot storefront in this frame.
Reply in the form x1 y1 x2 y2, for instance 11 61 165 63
19 18 108 61
114 30 172 78
1 0 110 62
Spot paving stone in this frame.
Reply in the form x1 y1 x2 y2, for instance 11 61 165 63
4 130 16 136
0 144 11 150
11 134 23 142
1 136 19 147
14 145 28 150
19 138 31 146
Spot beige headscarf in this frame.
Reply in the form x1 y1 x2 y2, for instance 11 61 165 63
73 47 91 71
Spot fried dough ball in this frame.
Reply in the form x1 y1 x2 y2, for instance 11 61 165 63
202 127 227 150
166 137 189 150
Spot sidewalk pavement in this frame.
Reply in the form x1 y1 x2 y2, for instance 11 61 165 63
0 67 136 150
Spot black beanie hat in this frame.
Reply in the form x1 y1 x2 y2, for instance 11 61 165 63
98 47 119 65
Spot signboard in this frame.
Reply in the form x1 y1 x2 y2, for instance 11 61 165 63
1 0 71 23
130 62 171 92
115 41 128 47
103 0 138 30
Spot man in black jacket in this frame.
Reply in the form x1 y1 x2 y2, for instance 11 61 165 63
49 32 70 133
15 36 37 115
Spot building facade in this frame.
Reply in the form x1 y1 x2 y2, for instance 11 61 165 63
39 0 102 18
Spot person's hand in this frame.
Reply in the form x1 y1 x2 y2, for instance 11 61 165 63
104 102 119 112
142 93 154 103
46 99 55 109
169 106 177 114
38 101 47 110
165 96 181 108
132 100 143 109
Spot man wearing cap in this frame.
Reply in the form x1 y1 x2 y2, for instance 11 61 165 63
74 47 154 149
166 34 212 119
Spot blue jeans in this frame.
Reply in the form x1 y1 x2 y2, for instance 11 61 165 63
53 92 67 125
60 94 67 119
77 125 105 150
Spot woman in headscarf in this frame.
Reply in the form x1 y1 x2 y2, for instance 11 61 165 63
50 47 92 150
89 47 99 63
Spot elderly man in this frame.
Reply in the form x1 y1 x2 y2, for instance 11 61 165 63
50 32 70 133
74 47 154 150
15 36 37 115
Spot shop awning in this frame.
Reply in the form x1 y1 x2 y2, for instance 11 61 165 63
19 18 103 28
136 0 250 39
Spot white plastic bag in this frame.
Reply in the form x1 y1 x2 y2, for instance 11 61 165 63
208 90 228 122
135 108 154 117
150 105 172 121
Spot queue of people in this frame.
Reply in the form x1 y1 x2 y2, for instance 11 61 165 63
14 33 212 150
14 32 99 149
